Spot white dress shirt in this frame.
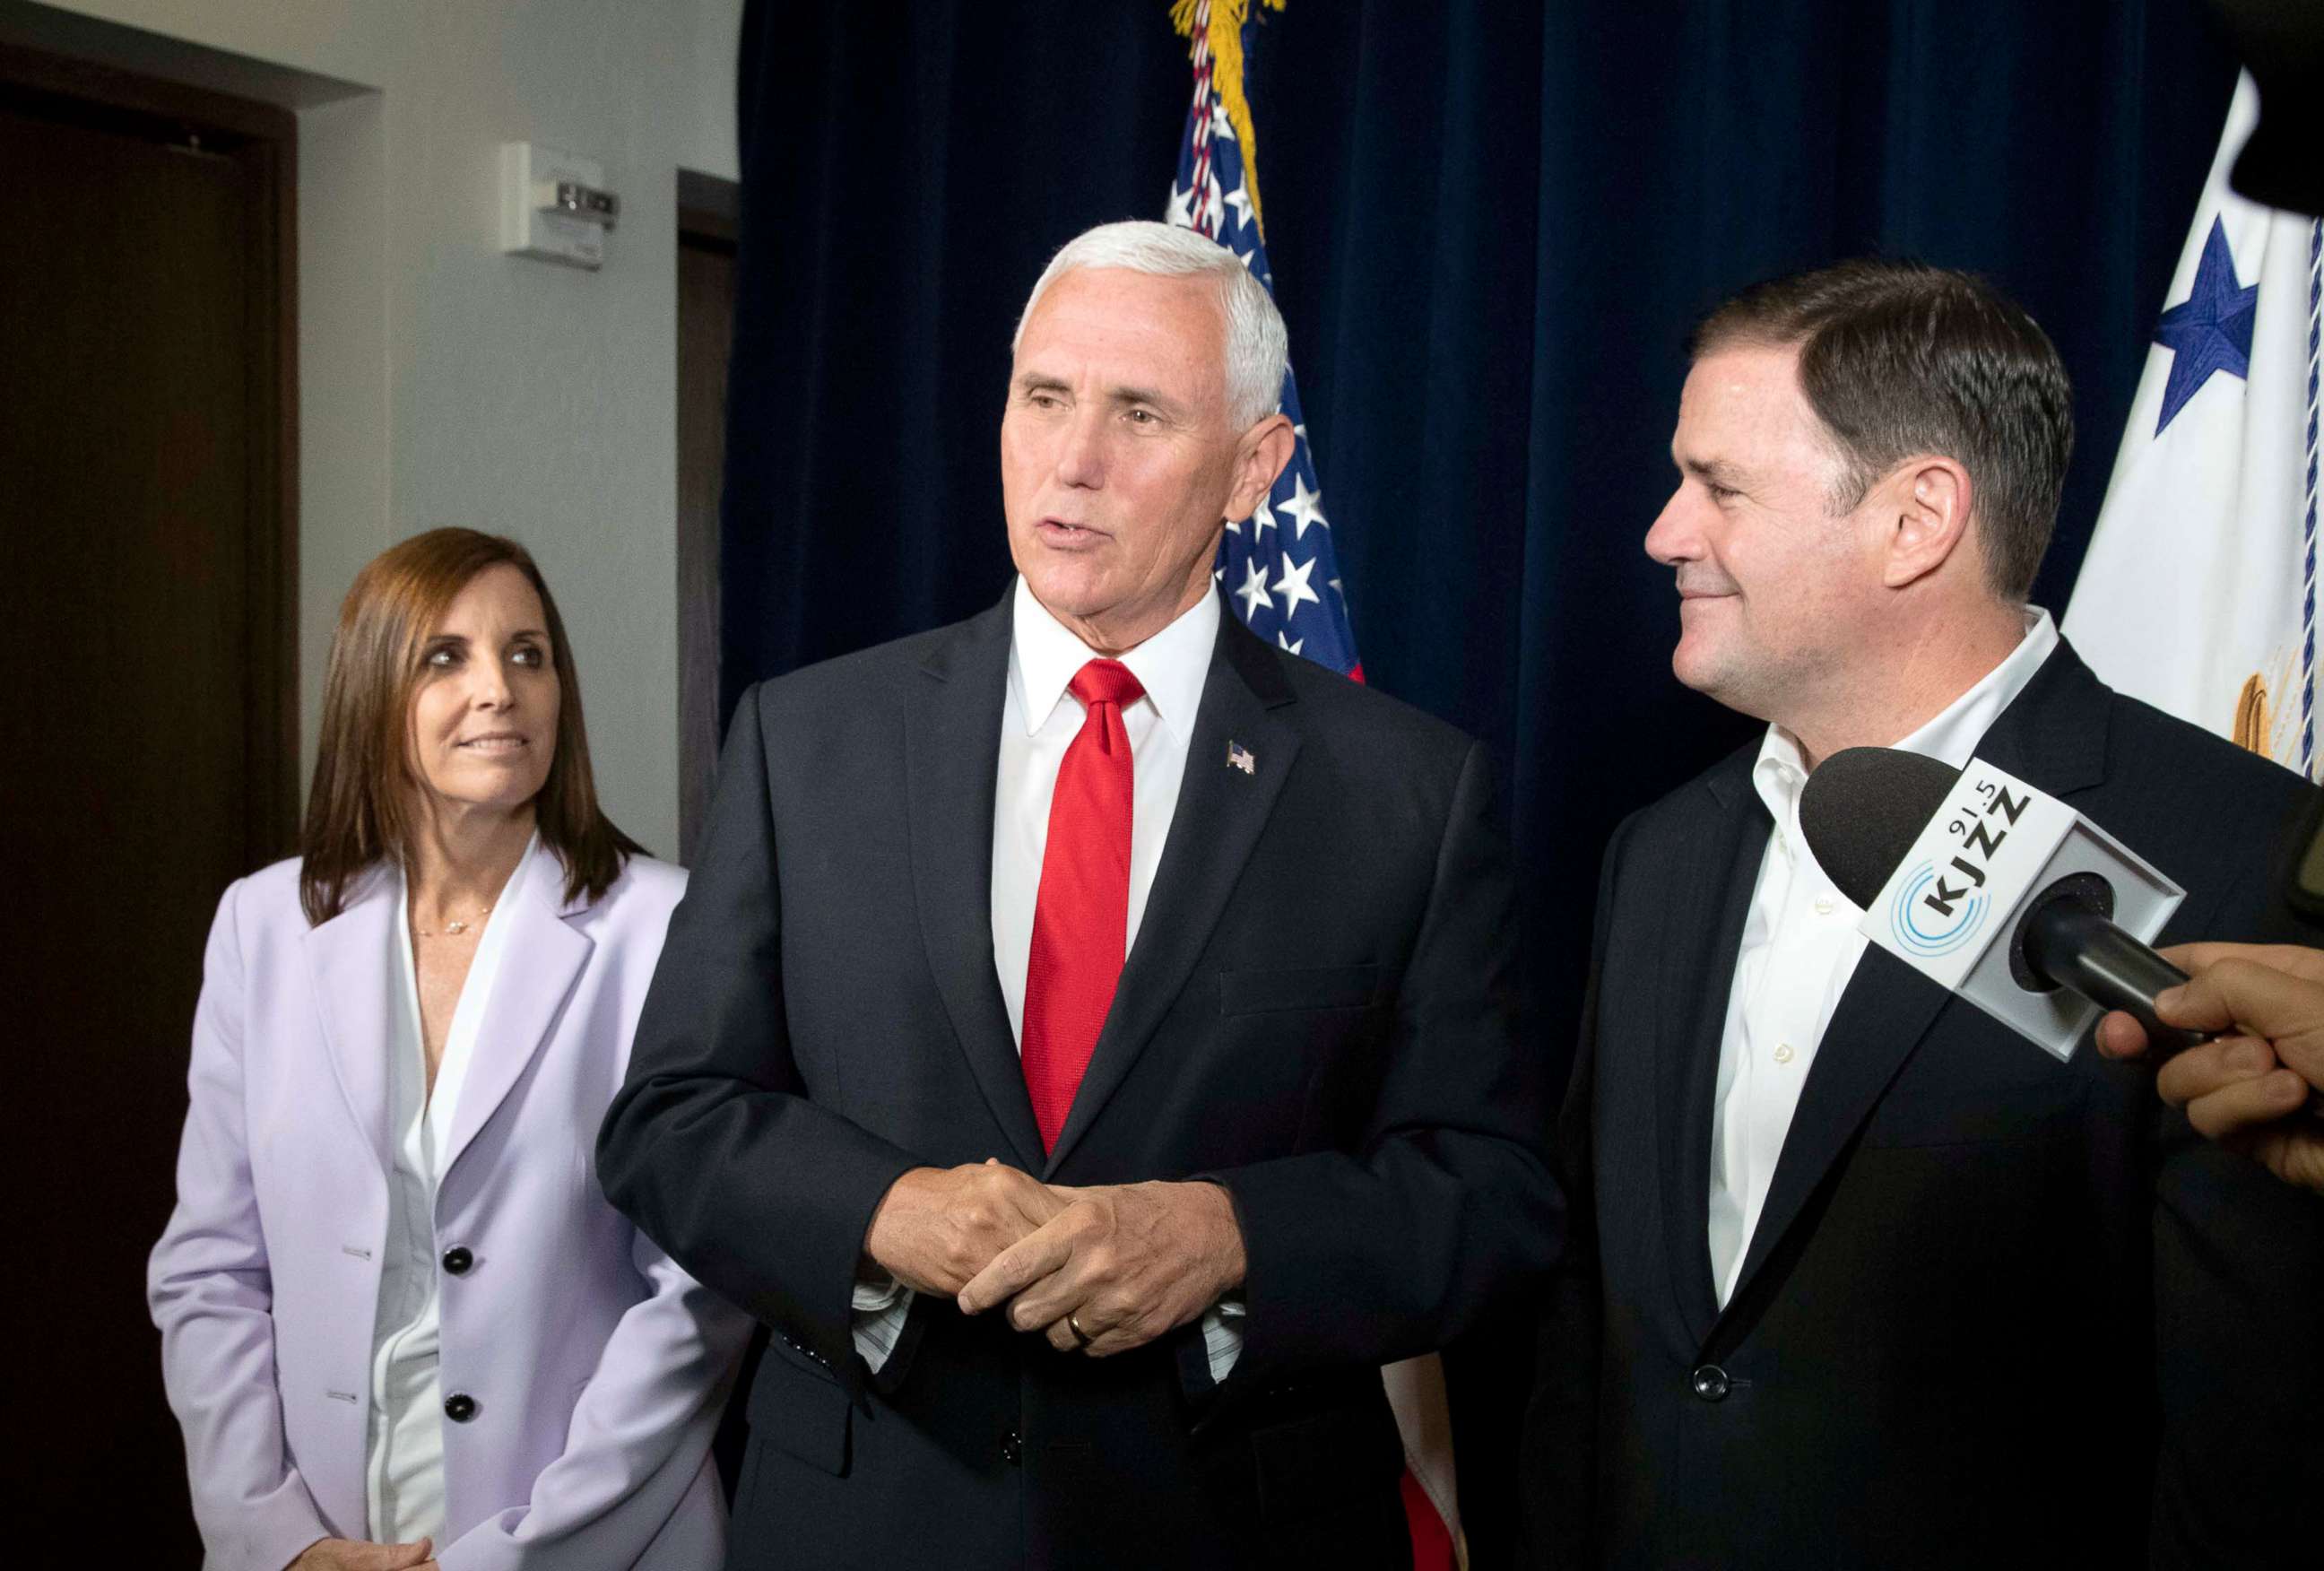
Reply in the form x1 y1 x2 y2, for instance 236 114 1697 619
1705 610 2060 1306
366 843 532 1541
854 578 1247 1378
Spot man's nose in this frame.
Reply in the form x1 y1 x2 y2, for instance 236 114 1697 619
1643 485 1699 566
1054 405 1106 489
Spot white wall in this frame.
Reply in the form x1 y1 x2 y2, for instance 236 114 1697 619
17 0 744 858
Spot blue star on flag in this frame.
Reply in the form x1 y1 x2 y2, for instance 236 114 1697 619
2152 216 2259 434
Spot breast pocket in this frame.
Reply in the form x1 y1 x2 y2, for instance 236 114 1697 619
1218 964 1383 1016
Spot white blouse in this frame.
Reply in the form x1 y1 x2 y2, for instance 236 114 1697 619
365 844 533 1544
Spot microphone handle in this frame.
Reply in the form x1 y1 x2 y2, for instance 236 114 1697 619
2025 901 2324 1121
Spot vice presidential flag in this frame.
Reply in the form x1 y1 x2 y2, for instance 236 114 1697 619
2062 74 2324 777
1166 0 1362 682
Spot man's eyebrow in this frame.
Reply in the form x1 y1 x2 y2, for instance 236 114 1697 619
1679 455 1747 488
1108 384 1191 418
1013 371 1071 395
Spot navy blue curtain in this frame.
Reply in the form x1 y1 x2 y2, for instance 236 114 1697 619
719 1 2236 1556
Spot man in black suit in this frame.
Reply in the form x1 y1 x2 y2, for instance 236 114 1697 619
1523 260 2324 1568
599 220 1560 1569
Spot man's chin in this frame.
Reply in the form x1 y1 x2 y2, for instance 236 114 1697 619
1669 638 1719 691
1021 569 1114 622
1671 644 1745 707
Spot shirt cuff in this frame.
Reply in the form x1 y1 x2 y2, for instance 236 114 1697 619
851 1272 914 1373
851 1266 907 1313
1200 1297 1244 1384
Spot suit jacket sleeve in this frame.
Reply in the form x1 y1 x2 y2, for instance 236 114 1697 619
440 892 755 1571
1206 740 1565 1388
597 689 924 1378
2147 792 2324 1567
147 877 334 1571
1519 813 1633 1569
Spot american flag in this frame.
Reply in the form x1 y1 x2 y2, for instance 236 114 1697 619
1166 0 1363 683
1169 8 1464 1566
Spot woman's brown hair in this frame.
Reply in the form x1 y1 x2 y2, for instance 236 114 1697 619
299 527 645 925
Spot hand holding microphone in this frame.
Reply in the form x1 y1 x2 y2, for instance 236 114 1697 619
1798 745 2324 1131
2094 942 2324 1193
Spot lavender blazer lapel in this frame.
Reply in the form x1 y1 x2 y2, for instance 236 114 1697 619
442 845 594 1180
301 867 397 1175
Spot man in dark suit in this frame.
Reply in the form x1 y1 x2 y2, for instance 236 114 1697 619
1523 260 2324 1568
599 220 1561 1569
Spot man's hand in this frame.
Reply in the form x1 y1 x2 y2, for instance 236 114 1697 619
287 1539 434 1571
2094 942 2324 1192
863 1159 1070 1296
954 1180 1246 1357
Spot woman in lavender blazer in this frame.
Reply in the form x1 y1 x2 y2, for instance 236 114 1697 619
150 529 750 1571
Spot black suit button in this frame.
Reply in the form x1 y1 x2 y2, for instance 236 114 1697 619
1001 1428 1022 1466
1690 1364 1730 1402
444 1393 478 1422
440 1246 473 1276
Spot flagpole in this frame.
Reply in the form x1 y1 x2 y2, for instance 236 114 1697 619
2302 216 2320 778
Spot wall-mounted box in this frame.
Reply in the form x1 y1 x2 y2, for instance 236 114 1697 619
499 141 620 270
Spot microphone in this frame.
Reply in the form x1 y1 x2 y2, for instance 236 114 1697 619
1800 747 2324 1119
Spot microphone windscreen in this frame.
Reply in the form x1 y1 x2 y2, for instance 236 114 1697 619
1798 747 1960 908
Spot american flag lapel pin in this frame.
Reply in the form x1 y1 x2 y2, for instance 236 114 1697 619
1227 741 1257 776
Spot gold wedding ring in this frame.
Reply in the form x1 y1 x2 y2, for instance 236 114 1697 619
1067 1313 1095 1349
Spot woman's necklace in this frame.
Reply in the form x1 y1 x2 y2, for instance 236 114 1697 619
412 903 490 938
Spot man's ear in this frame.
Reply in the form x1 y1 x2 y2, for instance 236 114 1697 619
1224 413 1296 522
1879 456 1976 590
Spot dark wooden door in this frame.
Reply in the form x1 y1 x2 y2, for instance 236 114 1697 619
677 172 738 864
0 49 293 1562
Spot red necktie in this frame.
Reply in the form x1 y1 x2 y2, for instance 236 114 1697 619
1021 659 1145 1150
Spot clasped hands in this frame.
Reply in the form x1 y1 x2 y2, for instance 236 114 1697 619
863 1160 1245 1356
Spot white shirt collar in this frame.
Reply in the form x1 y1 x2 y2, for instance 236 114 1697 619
1753 606 2060 831
1009 575 1219 738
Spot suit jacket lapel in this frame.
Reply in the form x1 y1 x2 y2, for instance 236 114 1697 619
1718 946 1950 1324
441 843 594 1179
1657 757 1766 1346
906 593 1047 1169
1044 605 1298 1174
1967 639 2110 803
1713 639 2112 1325
302 867 398 1175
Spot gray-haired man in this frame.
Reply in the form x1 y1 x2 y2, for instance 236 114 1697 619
602 221 1562 1569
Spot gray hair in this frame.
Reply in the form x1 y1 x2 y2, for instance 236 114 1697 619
1012 221 1288 430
